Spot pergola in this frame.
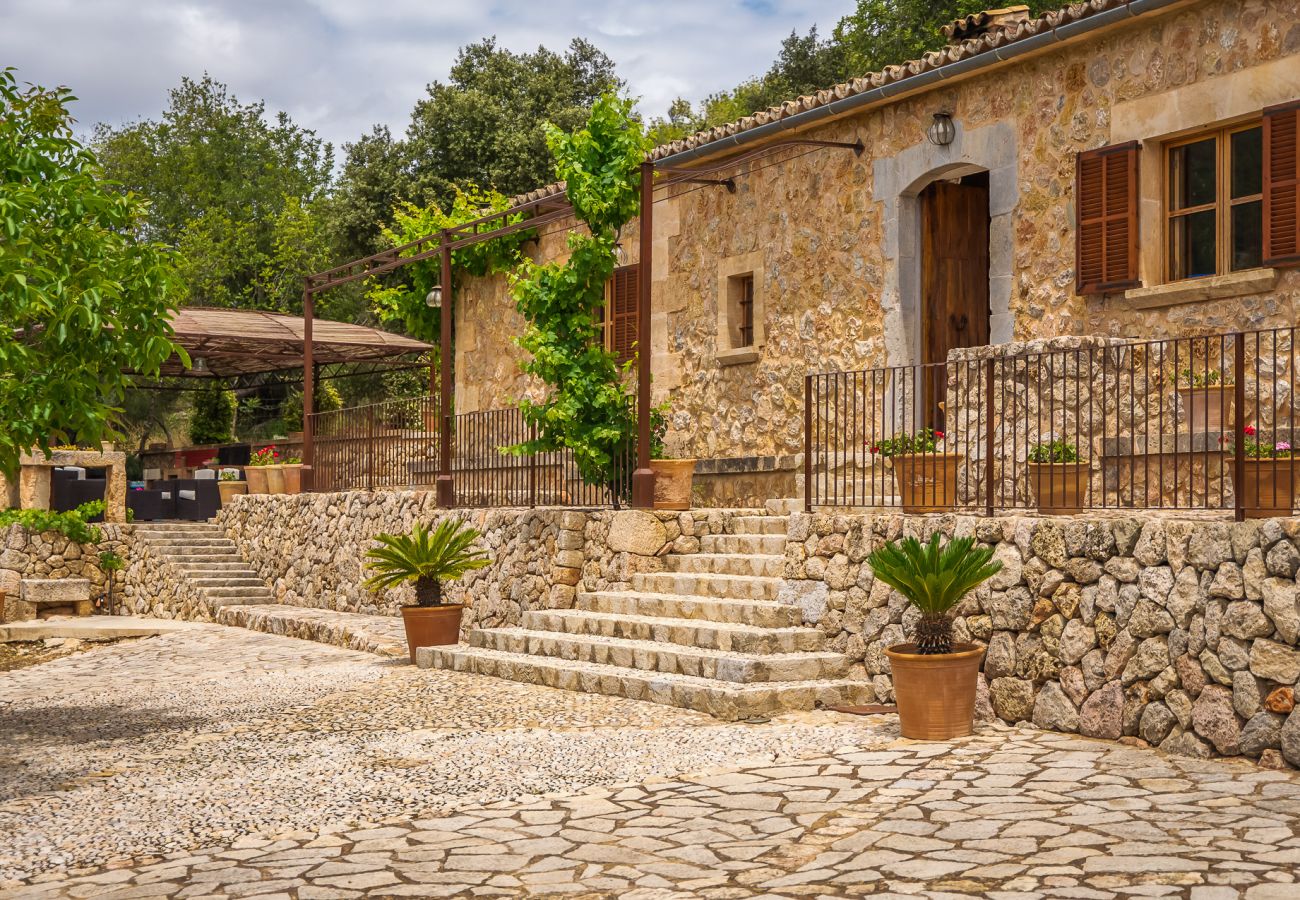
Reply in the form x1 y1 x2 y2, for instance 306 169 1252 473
300 138 863 506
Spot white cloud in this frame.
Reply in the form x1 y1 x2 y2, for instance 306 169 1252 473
0 0 854 150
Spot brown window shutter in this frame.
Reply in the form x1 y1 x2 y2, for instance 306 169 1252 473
1264 100 1300 267
608 265 639 364
1075 141 1140 294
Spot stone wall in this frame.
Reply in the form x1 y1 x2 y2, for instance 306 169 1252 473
785 511 1300 768
0 524 130 619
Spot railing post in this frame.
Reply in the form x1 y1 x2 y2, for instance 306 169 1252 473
529 421 538 508
436 231 456 508
803 374 813 512
984 358 996 517
1234 331 1246 522
630 160 657 508
367 404 375 492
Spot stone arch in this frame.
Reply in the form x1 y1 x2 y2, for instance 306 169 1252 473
873 120 1017 367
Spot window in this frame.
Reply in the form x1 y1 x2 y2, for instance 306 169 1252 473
734 274 755 348
1166 122 1264 281
599 265 639 364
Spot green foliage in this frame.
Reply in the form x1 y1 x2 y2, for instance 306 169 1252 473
1230 426 1293 459
282 380 343 434
363 520 491 606
650 402 671 461
93 75 333 312
321 125 413 262
867 534 1002 654
0 501 106 544
367 187 529 346
1178 367 1224 389
511 94 650 502
406 38 621 207
249 445 280 466
98 550 125 572
1028 440 1080 464
869 427 946 458
190 384 236 445
218 469 241 481
0 68 185 477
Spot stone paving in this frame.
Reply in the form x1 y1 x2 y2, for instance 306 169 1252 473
5 626 1300 898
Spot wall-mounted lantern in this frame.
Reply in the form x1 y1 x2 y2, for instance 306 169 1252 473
425 286 443 308
927 112 957 147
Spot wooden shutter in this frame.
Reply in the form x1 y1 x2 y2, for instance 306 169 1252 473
1264 100 1300 267
1075 141 1140 294
607 265 639 364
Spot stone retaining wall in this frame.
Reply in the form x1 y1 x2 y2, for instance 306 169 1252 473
0 524 130 621
784 512 1300 768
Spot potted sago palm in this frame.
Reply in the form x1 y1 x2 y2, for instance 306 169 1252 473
871 533 1002 740
364 519 491 663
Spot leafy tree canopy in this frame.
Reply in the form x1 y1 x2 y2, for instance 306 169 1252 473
94 75 334 312
406 38 621 207
0 68 185 475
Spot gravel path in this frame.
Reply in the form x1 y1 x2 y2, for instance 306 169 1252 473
0 625 896 883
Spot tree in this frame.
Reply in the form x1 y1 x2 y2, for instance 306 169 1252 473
189 383 236 445
321 125 413 264
406 38 621 207
93 75 334 312
0 68 184 475
834 1 1049 75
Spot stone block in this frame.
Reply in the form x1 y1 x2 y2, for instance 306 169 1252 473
21 578 91 605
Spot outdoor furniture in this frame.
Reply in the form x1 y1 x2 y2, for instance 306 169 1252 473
67 477 107 517
127 489 165 521
173 479 220 520
195 468 216 480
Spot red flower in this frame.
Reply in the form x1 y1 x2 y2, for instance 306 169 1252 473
934 431 945 439
869 446 880 454
1245 425 1257 436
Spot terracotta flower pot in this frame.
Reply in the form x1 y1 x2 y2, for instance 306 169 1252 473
217 480 247 506
1232 457 1297 518
264 464 285 495
650 459 696 510
885 642 985 740
245 466 269 494
1180 385 1233 432
281 464 303 494
1028 460 1090 515
400 604 465 664
890 453 961 513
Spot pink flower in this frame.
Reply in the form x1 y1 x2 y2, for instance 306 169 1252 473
1277 441 1292 452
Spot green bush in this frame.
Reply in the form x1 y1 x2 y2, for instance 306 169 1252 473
190 384 236 445
1027 440 1080 464
282 381 344 433
0 501 106 544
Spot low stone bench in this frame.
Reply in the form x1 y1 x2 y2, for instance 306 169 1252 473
6 578 93 622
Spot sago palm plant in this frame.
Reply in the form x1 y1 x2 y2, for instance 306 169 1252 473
363 520 491 607
867 533 1002 655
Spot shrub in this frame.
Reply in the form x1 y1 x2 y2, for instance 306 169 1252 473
190 384 236 445
867 533 1002 655
0 501 106 544
868 427 945 458
363 520 491 607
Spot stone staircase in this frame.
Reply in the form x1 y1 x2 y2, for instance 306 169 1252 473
423 513 875 719
133 522 275 611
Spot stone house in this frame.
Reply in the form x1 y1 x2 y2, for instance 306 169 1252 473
452 0 1300 506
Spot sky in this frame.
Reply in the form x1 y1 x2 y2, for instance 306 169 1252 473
1 0 856 152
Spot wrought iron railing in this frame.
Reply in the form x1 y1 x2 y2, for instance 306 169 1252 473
805 328 1300 519
311 397 635 507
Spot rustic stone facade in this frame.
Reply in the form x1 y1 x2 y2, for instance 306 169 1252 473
447 0 1300 506
0 524 129 620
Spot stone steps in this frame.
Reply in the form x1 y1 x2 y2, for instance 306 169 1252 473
699 534 787 555
631 571 782 601
662 553 785 577
577 590 803 627
420 646 874 720
217 604 407 658
134 523 276 613
523 608 825 653
470 628 848 682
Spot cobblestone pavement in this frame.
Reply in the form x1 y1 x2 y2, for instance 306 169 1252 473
6 628 1300 898
0 625 895 888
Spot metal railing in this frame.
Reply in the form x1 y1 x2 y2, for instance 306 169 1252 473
311 397 635 507
806 328 1300 519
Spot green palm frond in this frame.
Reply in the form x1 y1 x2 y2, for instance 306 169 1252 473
362 520 491 593
867 533 1002 616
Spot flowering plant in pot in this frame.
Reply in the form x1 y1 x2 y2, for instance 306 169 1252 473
217 468 248 505
363 519 491 664
869 533 1002 740
869 427 961 513
246 445 280 494
1176 366 1232 431
1026 439 1090 515
1222 426 1296 518
647 402 694 510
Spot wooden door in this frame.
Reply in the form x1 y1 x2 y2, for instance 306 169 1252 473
921 179 990 429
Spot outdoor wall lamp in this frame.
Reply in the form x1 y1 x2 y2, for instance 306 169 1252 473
614 242 627 265
425 286 442 308
927 112 956 146
192 356 208 373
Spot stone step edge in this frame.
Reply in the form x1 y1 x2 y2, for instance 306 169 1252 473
216 604 406 658
533 605 817 636
576 591 804 621
474 625 847 668
418 646 875 719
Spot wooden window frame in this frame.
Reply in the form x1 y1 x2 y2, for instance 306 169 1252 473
737 274 755 348
602 264 638 364
1163 120 1264 283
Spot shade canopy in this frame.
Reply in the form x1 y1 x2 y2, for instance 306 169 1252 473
153 307 431 378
